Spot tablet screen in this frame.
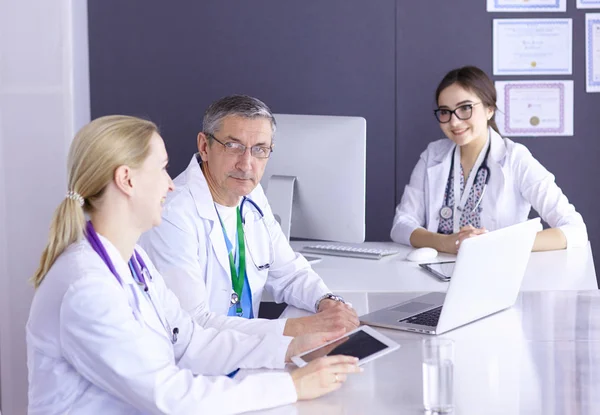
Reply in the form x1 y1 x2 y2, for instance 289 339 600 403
299 329 388 362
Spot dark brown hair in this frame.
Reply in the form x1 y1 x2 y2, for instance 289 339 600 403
435 66 499 134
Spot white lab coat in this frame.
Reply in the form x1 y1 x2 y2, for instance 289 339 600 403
391 128 587 248
139 155 330 336
26 236 297 415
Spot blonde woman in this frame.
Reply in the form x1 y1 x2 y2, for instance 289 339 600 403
26 115 361 414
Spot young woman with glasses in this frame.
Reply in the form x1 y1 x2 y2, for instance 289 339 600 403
391 66 587 254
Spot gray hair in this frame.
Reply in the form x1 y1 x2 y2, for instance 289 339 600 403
202 95 277 141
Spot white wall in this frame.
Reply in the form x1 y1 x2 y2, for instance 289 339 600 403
0 1 90 413
0 72 6 415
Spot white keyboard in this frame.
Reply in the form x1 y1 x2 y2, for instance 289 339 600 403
301 244 400 260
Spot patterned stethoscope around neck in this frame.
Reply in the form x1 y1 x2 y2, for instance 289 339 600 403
439 143 492 222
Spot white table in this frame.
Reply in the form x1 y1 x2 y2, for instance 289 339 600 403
250 243 598 413
282 241 598 316
246 290 600 415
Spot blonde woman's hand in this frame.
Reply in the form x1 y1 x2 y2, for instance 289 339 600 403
291 355 362 400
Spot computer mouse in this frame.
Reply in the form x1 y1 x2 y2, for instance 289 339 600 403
406 247 438 262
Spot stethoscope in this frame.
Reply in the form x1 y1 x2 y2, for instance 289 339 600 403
439 143 491 223
238 196 275 271
199 157 274 271
85 221 179 344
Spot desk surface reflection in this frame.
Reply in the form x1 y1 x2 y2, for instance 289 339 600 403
246 291 600 415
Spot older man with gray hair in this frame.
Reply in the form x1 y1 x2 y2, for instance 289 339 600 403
140 95 358 337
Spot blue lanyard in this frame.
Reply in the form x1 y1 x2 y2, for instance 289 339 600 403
215 207 246 316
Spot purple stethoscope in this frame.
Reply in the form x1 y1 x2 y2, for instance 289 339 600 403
85 221 178 344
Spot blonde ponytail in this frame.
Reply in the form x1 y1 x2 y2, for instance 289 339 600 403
31 115 158 288
32 197 86 288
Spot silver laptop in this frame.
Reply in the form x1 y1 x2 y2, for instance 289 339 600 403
360 218 542 335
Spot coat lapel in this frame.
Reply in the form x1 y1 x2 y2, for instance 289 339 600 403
426 143 455 232
96 235 170 340
241 205 270 296
186 155 232 278
480 129 508 228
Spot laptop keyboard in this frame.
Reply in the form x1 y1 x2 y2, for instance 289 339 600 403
400 306 443 327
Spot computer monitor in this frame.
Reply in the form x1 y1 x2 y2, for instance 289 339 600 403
261 114 366 243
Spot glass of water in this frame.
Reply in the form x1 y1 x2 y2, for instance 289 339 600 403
422 338 454 413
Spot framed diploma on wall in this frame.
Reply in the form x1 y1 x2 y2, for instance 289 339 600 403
493 19 572 75
495 80 574 137
578 0 600 9
586 14 600 93
488 0 566 12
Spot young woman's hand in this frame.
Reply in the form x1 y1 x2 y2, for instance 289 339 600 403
440 225 487 254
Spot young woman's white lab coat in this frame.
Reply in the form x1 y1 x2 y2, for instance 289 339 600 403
391 128 587 248
26 235 297 415
139 156 330 335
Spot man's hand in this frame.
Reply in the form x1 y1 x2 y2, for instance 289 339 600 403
284 302 359 337
317 298 343 312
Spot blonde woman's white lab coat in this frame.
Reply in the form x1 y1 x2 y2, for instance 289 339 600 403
391 128 587 248
139 156 330 336
26 236 297 415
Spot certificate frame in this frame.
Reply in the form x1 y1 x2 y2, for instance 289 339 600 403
586 14 600 93
493 19 573 76
495 80 574 137
578 0 600 9
488 0 566 12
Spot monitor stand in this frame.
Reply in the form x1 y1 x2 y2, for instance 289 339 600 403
265 175 296 241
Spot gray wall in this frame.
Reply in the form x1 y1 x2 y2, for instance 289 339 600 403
88 1 600 272
88 0 397 241
394 4 599 270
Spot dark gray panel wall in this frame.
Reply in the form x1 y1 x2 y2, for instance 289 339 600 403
88 1 599 273
396 4 600 271
88 0 397 241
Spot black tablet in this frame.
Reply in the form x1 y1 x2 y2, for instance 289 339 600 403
419 261 456 282
291 326 399 367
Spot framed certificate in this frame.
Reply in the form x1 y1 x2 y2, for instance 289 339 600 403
495 81 574 137
488 0 566 12
586 14 600 93
493 19 572 75
578 0 600 9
